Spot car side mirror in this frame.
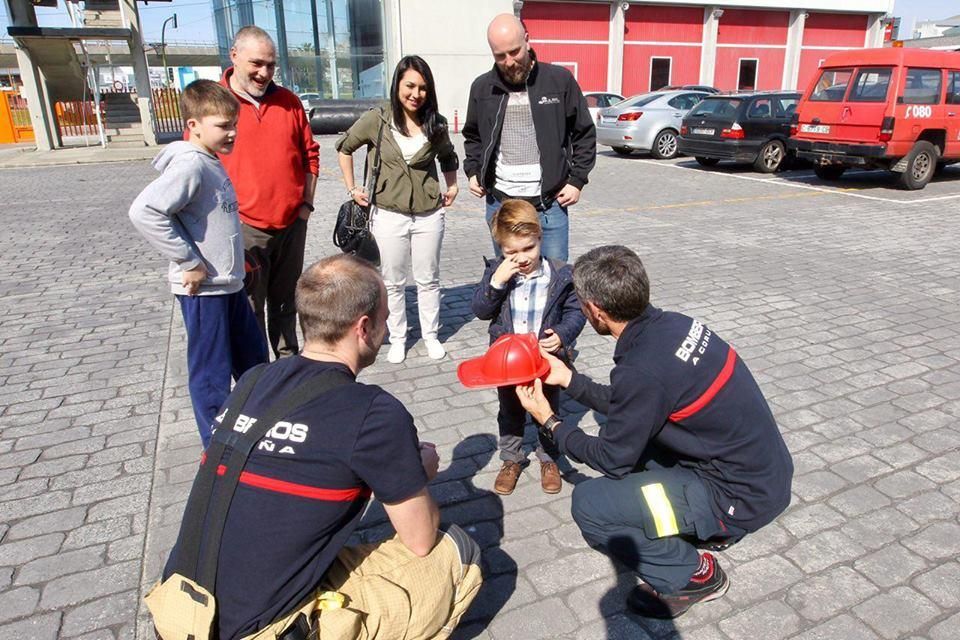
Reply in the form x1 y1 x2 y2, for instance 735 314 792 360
896 96 904 104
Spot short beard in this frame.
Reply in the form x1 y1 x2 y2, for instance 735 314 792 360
587 314 610 336
244 81 267 98
503 58 532 86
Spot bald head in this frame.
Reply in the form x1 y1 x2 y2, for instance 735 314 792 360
486 13 533 85
487 13 525 46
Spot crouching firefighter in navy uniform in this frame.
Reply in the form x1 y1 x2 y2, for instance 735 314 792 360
515 245 793 619
147 255 481 640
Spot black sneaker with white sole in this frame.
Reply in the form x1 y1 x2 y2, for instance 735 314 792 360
626 552 730 619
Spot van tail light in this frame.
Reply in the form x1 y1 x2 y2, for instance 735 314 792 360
879 116 895 142
789 113 799 137
618 112 643 121
721 123 745 139
680 125 688 135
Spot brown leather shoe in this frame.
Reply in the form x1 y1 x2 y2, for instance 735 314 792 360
494 461 522 495
540 461 562 494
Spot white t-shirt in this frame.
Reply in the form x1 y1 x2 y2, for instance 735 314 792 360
390 124 428 163
494 91 542 197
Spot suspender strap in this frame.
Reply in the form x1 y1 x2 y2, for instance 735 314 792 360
173 366 355 592
173 363 268 579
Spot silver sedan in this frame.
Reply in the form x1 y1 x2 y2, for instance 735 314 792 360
596 90 708 159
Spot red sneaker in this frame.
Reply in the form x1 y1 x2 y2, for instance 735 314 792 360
627 552 729 619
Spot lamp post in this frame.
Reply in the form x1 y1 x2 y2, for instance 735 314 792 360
161 13 178 87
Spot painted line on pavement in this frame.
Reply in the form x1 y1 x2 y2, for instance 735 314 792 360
636 159 960 205
578 189 825 216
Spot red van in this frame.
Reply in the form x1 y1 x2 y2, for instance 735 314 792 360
789 48 960 189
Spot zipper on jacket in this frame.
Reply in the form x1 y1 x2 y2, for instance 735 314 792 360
481 94 507 191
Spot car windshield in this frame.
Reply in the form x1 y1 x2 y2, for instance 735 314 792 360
620 94 662 108
810 69 853 102
688 98 741 118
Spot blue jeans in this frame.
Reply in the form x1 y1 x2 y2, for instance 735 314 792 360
571 466 742 594
177 290 269 448
485 194 569 262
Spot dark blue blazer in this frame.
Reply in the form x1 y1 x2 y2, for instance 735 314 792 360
471 257 586 359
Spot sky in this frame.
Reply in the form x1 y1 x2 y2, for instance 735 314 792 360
0 0 955 46
892 0 959 38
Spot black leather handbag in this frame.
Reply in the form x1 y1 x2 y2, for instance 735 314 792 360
333 117 385 267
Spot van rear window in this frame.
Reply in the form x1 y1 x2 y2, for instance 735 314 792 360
810 69 853 102
849 68 892 102
689 98 741 118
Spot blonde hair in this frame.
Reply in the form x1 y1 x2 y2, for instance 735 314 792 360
490 199 542 245
180 79 239 123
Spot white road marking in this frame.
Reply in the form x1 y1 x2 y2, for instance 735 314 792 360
632 158 960 205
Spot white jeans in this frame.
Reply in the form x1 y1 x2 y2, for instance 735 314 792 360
370 207 445 345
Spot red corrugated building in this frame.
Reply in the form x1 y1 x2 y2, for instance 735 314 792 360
519 0 894 95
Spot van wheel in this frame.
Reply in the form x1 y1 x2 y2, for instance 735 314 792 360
695 157 720 167
814 165 846 181
613 147 633 156
651 130 679 159
898 141 938 190
754 140 786 173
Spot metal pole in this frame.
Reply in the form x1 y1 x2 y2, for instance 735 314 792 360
309 0 322 93
161 13 178 87
324 0 338 99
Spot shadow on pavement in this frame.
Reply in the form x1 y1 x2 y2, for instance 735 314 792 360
442 434 515 639
396 283 478 346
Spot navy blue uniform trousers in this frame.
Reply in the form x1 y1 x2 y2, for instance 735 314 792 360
571 464 744 594
177 290 268 447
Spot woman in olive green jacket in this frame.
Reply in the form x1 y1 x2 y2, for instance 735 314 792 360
337 55 459 364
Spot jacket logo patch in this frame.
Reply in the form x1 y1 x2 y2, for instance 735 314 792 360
675 318 712 365
538 96 561 105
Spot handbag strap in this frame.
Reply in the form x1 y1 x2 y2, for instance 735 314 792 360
173 365 355 591
364 112 386 208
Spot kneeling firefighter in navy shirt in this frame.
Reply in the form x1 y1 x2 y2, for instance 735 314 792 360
157 255 481 640
516 245 793 619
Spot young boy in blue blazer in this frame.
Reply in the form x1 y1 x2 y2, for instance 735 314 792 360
472 199 586 495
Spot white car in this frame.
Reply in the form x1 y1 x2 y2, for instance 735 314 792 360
584 92 624 123
596 90 708 159
298 92 320 111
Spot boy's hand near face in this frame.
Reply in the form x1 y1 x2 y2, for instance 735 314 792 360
539 328 562 353
492 256 522 288
182 263 208 296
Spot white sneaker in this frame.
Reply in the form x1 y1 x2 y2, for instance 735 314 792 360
424 339 446 360
387 343 406 364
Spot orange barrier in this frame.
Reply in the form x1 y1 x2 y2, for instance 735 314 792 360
152 87 182 135
55 100 101 138
0 90 34 144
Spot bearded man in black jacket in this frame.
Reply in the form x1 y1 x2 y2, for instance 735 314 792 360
516 245 794 619
463 13 596 263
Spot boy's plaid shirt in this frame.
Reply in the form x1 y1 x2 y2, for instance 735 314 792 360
507 259 551 336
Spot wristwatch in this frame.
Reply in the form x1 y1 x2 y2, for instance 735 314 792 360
538 414 562 443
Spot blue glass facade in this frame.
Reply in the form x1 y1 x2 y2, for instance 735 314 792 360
212 0 386 99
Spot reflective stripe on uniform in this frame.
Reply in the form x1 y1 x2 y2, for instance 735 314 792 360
641 483 680 537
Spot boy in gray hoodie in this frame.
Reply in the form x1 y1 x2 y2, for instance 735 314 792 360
129 80 268 448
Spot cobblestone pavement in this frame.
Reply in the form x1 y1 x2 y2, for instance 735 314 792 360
1 139 959 640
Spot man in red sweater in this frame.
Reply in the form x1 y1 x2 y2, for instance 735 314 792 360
220 26 320 358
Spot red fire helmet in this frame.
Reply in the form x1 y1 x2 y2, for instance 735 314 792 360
457 333 550 389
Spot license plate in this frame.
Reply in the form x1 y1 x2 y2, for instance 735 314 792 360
691 127 715 135
801 124 831 134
